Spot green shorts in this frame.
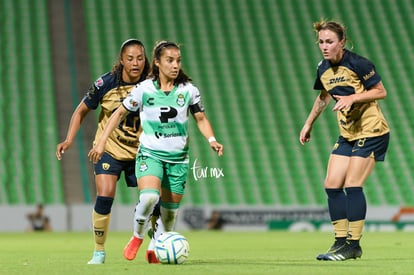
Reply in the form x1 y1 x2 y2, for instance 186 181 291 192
136 153 188 195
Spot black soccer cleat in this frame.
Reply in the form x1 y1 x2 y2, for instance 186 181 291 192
320 242 362 261
316 239 346 260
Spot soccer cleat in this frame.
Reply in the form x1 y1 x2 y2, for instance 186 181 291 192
316 239 346 260
321 242 362 261
146 250 160 264
87 250 106 264
123 236 143 261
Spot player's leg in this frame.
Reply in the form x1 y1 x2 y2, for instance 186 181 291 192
123 154 163 261
124 155 163 253
144 162 187 263
344 156 375 246
316 136 352 260
146 200 163 264
323 134 389 261
88 153 121 264
159 161 188 232
316 153 349 260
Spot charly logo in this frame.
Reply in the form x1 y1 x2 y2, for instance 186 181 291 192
190 158 224 181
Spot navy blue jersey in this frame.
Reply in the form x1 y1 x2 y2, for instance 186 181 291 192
314 50 389 140
83 72 141 161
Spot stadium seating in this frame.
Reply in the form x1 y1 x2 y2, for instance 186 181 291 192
63 0 414 206
0 0 63 204
2 0 413 207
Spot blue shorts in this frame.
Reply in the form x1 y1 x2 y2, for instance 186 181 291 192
331 133 390 161
94 152 137 187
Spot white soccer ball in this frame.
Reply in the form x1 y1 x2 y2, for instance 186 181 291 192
154 231 190 264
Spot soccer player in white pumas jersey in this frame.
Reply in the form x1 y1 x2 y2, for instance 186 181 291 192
88 41 223 262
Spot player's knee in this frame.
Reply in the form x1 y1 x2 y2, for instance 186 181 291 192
138 190 160 215
94 196 114 215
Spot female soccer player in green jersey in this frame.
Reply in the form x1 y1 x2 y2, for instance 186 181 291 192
300 20 390 261
88 41 223 262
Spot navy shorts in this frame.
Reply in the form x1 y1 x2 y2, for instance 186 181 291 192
94 152 137 187
331 133 390 161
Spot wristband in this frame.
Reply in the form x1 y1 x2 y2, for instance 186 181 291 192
208 137 216 143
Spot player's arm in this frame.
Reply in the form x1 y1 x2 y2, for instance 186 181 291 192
192 110 223 156
88 105 129 163
332 81 387 111
56 101 91 160
299 89 331 145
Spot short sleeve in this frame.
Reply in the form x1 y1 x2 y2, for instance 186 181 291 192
122 84 141 112
83 76 106 110
355 58 381 90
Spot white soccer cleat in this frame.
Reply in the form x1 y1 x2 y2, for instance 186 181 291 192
87 251 106 264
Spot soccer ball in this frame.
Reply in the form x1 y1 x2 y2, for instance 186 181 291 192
154 231 190 264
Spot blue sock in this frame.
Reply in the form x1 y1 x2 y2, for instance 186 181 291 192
325 188 347 221
345 187 366 221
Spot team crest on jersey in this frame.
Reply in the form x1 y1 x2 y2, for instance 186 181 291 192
139 161 148 172
176 94 185 107
94 77 104 88
102 163 110 170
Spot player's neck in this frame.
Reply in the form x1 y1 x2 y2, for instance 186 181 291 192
158 77 175 92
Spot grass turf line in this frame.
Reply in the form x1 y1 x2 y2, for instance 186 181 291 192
0 231 413 275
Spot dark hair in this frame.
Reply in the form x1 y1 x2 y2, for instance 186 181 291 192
111 39 150 89
314 20 347 43
149 41 191 87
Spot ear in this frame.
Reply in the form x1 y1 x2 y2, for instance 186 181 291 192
154 59 160 67
340 39 346 48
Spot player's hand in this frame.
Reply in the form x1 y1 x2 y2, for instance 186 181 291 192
299 124 312 145
332 94 354 112
88 144 105 164
210 141 224 157
56 141 71 160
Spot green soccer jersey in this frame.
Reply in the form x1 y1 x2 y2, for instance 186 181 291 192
123 79 202 163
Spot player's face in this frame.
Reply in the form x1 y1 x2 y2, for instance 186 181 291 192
120 45 146 83
155 48 181 81
318 29 345 64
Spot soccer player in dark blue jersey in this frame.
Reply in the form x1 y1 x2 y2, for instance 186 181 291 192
57 39 161 264
300 20 390 261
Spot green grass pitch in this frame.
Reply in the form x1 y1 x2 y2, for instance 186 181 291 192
1 231 413 274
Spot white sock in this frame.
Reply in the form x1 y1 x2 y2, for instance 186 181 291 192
160 206 178 232
133 192 159 239
147 217 165 250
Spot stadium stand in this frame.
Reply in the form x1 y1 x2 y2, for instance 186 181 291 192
80 0 414 206
0 0 63 204
1 0 413 207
